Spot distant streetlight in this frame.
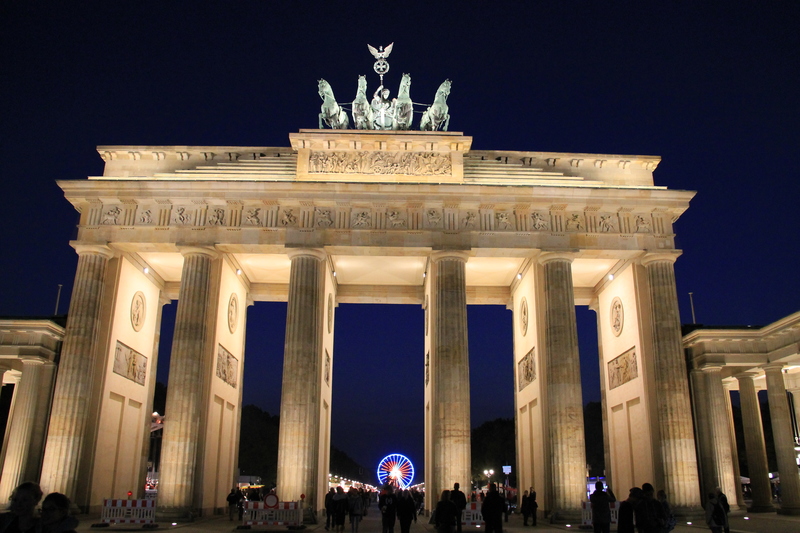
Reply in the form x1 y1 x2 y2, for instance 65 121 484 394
483 469 494 488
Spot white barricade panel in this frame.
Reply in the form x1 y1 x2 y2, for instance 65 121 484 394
463 502 484 526
243 501 302 526
582 501 620 526
101 499 156 524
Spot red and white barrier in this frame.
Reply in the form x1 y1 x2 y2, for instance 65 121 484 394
462 502 484 526
581 501 620 526
101 498 156 525
242 501 302 526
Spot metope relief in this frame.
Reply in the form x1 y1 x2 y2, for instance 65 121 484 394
130 291 146 332
216 344 238 388
608 347 638 390
530 212 549 230
207 208 225 226
308 151 452 176
611 297 624 337
496 212 513 230
113 341 147 386
316 208 334 227
352 210 372 228
245 208 261 226
172 207 193 225
518 347 536 391
387 210 407 228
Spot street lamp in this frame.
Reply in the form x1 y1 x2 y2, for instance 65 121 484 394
483 469 494 489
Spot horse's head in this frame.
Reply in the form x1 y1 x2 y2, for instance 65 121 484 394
318 79 331 98
357 75 367 92
439 79 452 96
400 73 411 89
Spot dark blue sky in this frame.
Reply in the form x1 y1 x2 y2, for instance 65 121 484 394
2 2 798 481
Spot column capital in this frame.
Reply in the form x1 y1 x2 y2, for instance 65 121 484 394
763 363 785 374
70 242 114 259
736 370 762 382
699 363 725 373
538 251 576 265
430 250 469 263
640 251 682 266
286 248 327 261
176 245 219 259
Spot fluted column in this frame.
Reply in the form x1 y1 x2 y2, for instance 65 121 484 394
764 364 800 514
736 373 774 512
540 253 585 515
276 249 326 504
430 251 471 500
722 381 746 510
0 359 46 500
641 253 700 508
689 369 715 499
701 366 737 502
40 243 114 499
158 246 218 514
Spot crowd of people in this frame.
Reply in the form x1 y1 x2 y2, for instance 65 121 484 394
225 485 280 521
0 482 78 533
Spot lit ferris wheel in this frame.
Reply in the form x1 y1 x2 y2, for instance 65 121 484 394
376 453 414 489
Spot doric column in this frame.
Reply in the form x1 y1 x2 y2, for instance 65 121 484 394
640 253 700 508
276 248 326 504
40 243 114 498
689 369 715 499
539 252 585 515
722 381 745 509
430 251 471 500
736 372 774 512
700 366 737 502
0 359 47 500
158 246 218 514
764 364 800 514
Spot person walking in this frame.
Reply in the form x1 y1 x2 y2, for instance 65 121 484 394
705 492 728 533
434 490 459 533
397 489 417 533
325 488 336 531
481 483 506 533
520 490 531 526
589 481 616 533
348 487 364 533
450 483 467 533
617 487 643 533
529 490 538 526
379 484 398 533
634 483 665 533
333 486 349 533
227 488 241 521
714 488 730 533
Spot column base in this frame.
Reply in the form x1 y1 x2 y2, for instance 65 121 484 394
747 504 776 513
776 506 800 516
546 509 583 524
156 507 195 522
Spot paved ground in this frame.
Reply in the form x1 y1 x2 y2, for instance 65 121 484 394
69 507 800 532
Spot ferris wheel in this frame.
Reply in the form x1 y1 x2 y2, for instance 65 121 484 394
376 453 415 489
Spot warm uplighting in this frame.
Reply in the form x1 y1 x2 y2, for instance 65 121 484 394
144 267 150 274
333 271 337 277
517 273 522 279
608 274 614 281
236 268 242 275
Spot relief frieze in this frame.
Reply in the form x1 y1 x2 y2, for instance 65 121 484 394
608 347 638 390
518 347 536 391
216 344 238 388
309 151 452 176
113 341 147 385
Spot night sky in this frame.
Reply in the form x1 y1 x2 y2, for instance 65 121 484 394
2 2 798 484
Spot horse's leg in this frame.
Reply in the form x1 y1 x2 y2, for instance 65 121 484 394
443 114 450 132
319 112 325 129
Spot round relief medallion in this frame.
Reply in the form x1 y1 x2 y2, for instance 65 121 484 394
327 294 334 334
520 297 529 336
228 293 239 334
130 291 146 332
611 297 624 337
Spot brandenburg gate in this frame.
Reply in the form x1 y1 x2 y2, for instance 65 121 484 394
37 128 702 517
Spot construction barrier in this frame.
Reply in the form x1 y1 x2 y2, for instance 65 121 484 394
581 501 620 526
242 501 302 526
462 502 484 526
100 498 157 525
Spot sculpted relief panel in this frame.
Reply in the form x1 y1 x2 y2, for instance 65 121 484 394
607 347 638 390
113 341 147 386
308 151 452 176
216 344 238 388
518 347 536 392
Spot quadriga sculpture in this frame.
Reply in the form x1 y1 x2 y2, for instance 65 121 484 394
351 75 374 130
318 79 349 129
420 79 451 132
